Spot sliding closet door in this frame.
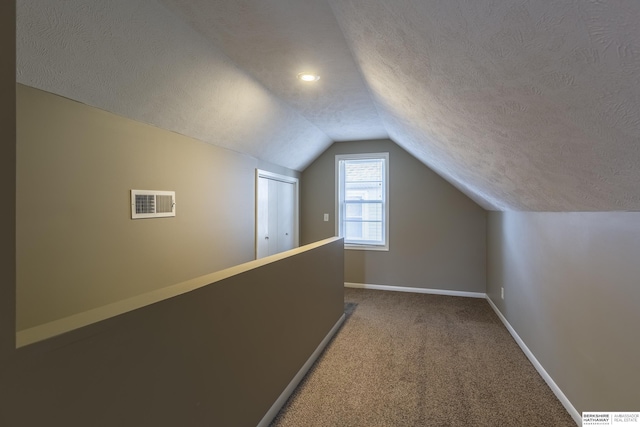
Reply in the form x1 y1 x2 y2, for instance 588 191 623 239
256 170 298 259
276 179 295 253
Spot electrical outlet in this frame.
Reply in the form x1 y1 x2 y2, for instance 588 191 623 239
323 213 329 222
501 287 504 300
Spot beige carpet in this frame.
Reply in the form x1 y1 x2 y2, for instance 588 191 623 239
271 288 576 427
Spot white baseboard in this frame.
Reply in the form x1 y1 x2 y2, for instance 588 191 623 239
257 313 346 427
485 297 581 426
344 282 486 299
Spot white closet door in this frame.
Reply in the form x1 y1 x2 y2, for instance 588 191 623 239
276 179 295 253
255 171 298 259
267 178 280 256
256 176 271 259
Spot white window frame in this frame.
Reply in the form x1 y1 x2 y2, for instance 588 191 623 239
335 152 389 251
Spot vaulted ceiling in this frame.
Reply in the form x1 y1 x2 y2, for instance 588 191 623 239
17 0 640 211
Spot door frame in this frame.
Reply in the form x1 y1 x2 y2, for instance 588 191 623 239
255 169 299 259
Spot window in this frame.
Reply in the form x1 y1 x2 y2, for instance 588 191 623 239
336 153 389 251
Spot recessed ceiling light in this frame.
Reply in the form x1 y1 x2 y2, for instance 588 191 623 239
297 72 320 82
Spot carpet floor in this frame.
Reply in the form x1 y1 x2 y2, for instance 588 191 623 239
270 288 576 427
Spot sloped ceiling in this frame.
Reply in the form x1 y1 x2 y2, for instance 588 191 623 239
17 0 640 211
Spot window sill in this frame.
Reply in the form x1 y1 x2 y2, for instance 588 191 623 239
344 244 389 252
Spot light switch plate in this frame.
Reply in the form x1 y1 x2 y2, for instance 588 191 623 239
323 213 329 221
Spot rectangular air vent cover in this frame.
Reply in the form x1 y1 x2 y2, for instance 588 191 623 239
131 190 175 219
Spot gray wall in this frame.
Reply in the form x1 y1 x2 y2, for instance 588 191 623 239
487 212 640 413
301 139 486 293
0 0 16 362
16 84 300 330
1 238 344 427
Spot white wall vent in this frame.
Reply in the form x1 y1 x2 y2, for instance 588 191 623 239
131 190 176 219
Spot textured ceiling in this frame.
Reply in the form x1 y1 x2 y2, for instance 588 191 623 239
329 0 640 210
158 0 387 142
17 0 332 171
16 0 640 211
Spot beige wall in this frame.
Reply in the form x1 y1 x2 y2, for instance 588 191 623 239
16 85 300 329
0 0 16 362
1 238 344 427
301 139 486 293
487 212 640 413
